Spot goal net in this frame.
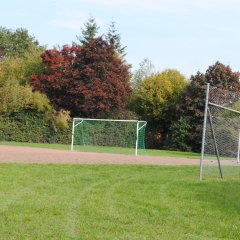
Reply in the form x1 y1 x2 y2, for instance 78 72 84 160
71 118 147 155
200 84 240 179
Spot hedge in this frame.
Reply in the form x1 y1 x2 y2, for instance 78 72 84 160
0 111 71 144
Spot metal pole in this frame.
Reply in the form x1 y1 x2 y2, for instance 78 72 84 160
208 108 223 179
238 129 240 163
200 83 210 180
135 121 139 156
71 119 75 151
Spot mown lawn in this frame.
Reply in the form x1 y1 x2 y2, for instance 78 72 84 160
0 164 239 239
0 141 200 158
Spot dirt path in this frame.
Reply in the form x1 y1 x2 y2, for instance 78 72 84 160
0 145 238 166
0 145 199 165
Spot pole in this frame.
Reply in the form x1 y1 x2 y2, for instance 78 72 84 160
135 121 139 156
238 129 240 163
200 83 210 180
71 119 75 151
208 108 223 179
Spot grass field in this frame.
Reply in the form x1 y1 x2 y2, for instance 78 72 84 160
0 141 200 158
0 164 239 240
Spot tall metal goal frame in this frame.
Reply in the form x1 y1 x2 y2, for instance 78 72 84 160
71 118 147 156
200 83 240 180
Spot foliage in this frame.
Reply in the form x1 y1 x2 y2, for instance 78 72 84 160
0 111 71 143
131 58 155 89
106 21 126 58
0 27 40 58
177 61 240 152
50 109 71 130
30 38 132 118
0 49 51 115
169 116 192 151
77 18 127 59
106 109 139 120
77 16 100 45
205 62 240 89
131 69 187 122
130 69 187 148
0 83 51 114
0 46 70 142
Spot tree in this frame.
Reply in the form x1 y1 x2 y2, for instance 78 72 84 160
0 27 40 59
131 58 155 89
0 47 70 132
0 48 50 114
30 38 132 118
106 21 126 58
77 17 100 45
130 69 187 148
205 61 240 90
176 61 240 151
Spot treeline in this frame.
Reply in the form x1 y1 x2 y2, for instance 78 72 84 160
1 18 240 152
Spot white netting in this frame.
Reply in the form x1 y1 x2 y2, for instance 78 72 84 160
202 85 240 179
71 119 147 155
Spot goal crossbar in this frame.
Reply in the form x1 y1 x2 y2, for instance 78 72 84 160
73 118 146 123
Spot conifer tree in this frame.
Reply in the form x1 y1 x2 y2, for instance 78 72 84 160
106 21 126 58
77 17 99 45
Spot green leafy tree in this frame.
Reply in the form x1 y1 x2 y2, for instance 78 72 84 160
0 27 40 58
106 21 126 58
130 69 187 148
0 48 49 114
77 17 100 45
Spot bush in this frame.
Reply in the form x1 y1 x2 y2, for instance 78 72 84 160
169 117 192 151
0 111 71 144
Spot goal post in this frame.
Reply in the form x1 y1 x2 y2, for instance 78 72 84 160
71 118 147 155
200 84 240 180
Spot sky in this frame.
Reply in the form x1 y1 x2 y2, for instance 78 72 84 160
0 0 240 78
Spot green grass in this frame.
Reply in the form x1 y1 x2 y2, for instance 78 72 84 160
0 164 239 240
0 141 200 158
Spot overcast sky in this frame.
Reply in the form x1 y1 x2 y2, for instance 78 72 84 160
1 0 240 77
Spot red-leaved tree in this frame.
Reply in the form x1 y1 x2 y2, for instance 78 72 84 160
30 38 132 117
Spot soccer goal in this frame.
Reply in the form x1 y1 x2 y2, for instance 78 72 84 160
200 83 240 180
71 118 147 155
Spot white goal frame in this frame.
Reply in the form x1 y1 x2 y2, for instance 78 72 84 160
71 118 147 156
